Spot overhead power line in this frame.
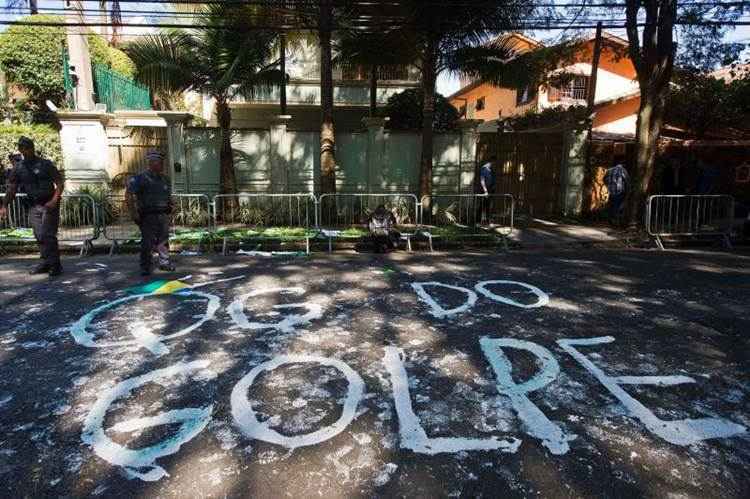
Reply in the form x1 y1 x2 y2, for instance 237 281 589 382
0 19 748 31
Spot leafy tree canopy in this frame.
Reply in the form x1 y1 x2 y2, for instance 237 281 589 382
383 88 459 132
665 69 750 137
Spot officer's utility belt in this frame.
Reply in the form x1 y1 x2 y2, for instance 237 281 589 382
22 192 53 207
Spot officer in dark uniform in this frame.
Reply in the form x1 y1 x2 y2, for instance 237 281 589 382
0 136 64 276
127 150 175 276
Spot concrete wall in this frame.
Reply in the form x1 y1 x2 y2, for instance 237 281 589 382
181 120 479 196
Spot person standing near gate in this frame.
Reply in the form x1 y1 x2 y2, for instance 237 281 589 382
604 155 630 226
0 136 64 276
127 150 175 276
478 155 496 224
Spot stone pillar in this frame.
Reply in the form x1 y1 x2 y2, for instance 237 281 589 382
57 111 112 190
269 115 292 192
65 2 96 111
561 127 589 216
362 117 388 192
456 119 482 194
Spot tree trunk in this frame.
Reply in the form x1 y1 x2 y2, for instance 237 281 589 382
624 0 677 226
369 65 377 117
216 98 237 195
280 33 287 115
628 89 667 225
319 0 336 195
419 36 437 200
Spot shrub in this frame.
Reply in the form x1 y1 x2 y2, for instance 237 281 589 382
382 88 460 132
86 34 135 77
72 184 114 224
0 123 62 168
108 47 136 78
0 14 138 111
0 15 66 108
86 32 111 68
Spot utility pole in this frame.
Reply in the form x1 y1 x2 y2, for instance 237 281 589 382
65 1 96 111
583 22 603 217
587 22 603 111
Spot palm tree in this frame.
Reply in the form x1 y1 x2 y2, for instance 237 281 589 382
401 1 535 199
126 4 282 195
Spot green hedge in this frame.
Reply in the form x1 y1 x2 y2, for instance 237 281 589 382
0 15 66 107
0 14 138 110
0 123 62 168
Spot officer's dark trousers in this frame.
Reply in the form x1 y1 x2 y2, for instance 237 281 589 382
30 204 60 268
139 213 170 271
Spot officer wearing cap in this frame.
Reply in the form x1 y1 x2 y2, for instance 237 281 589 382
0 136 64 276
127 150 175 276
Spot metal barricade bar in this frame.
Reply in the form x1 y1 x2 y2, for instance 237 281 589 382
171 194 212 245
318 193 420 228
213 193 318 254
419 194 514 236
645 195 734 250
1 193 98 255
102 195 139 254
0 193 33 245
59 194 99 254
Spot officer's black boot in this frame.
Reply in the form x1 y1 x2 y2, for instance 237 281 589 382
48 264 63 277
29 263 50 275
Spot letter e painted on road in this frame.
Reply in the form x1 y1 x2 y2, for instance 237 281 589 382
558 336 747 446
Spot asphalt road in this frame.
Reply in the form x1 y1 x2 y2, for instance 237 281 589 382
0 249 748 498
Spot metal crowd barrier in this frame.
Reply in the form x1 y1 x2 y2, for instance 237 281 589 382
316 193 420 252
59 194 99 255
419 194 514 235
103 194 214 254
645 195 734 250
0 194 32 247
0 193 99 255
101 194 139 254
318 193 419 228
213 193 318 254
417 194 514 251
171 193 212 244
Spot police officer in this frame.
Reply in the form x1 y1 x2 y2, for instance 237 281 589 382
127 150 175 276
0 136 64 276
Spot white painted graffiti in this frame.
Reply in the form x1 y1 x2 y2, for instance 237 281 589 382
479 338 571 454
81 360 214 481
557 336 747 446
71 276 746 482
231 355 364 449
69 291 220 356
81 336 747 481
412 280 549 318
384 347 521 455
227 287 324 333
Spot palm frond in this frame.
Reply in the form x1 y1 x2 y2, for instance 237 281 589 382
125 33 197 94
446 38 579 90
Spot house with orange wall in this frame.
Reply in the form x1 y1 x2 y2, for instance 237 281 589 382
448 32 642 136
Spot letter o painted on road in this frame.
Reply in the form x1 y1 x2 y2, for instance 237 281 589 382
231 355 364 449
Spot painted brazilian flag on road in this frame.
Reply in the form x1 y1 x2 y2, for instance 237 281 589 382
125 280 191 295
